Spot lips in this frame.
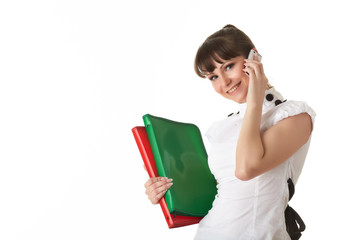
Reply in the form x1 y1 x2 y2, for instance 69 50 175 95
227 82 241 94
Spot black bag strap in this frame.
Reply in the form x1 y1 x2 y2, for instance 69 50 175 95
285 178 306 240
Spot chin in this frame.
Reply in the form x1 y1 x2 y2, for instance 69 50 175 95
233 93 247 104
234 99 246 104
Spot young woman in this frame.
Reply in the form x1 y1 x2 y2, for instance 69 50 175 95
144 24 315 240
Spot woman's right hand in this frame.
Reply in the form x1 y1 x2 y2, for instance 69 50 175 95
144 177 173 205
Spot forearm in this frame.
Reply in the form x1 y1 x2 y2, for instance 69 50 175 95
235 104 264 180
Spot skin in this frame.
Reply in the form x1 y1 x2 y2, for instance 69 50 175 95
206 55 250 103
144 176 173 205
233 53 312 180
144 50 313 204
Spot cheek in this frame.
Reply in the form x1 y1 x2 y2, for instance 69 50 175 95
212 82 222 94
239 70 250 86
239 66 248 78
233 65 248 80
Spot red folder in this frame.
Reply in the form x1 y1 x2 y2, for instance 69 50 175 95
132 126 203 228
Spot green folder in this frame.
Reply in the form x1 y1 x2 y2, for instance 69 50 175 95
143 114 217 217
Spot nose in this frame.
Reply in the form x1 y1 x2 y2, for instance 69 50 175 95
219 72 231 87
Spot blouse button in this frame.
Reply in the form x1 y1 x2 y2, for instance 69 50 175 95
266 94 274 101
275 99 283 106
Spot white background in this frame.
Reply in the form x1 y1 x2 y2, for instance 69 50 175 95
1 0 359 239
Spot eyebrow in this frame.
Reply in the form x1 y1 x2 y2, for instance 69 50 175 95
215 62 227 72
212 61 227 72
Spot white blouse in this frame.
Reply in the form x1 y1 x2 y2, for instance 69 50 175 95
194 87 316 240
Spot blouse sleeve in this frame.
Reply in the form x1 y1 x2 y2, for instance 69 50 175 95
272 100 316 127
261 100 316 132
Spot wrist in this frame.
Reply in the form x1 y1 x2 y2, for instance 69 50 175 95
246 99 264 111
246 90 265 107
244 103 263 126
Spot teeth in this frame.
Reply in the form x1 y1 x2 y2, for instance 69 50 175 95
228 83 240 93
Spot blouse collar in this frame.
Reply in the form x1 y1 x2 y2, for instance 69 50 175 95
262 87 286 110
230 87 286 118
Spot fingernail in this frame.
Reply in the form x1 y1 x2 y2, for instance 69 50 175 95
167 178 173 182
167 183 173 187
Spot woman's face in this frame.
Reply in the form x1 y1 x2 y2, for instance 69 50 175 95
205 56 249 104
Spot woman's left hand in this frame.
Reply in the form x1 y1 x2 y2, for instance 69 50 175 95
242 54 269 107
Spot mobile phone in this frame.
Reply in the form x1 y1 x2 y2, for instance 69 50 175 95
248 49 262 62
245 49 262 76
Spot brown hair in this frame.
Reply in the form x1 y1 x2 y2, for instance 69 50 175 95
194 24 255 78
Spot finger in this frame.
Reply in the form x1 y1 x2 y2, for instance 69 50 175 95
244 61 263 77
148 179 173 193
148 182 173 204
148 189 165 204
144 177 166 188
253 53 259 62
244 59 257 63
144 178 173 196
151 189 168 204
253 62 263 76
243 65 255 77
244 59 262 66
244 60 261 67
150 182 173 195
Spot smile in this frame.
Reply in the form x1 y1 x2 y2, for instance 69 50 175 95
227 82 241 94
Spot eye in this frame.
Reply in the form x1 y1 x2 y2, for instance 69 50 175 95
209 75 218 81
225 63 234 71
